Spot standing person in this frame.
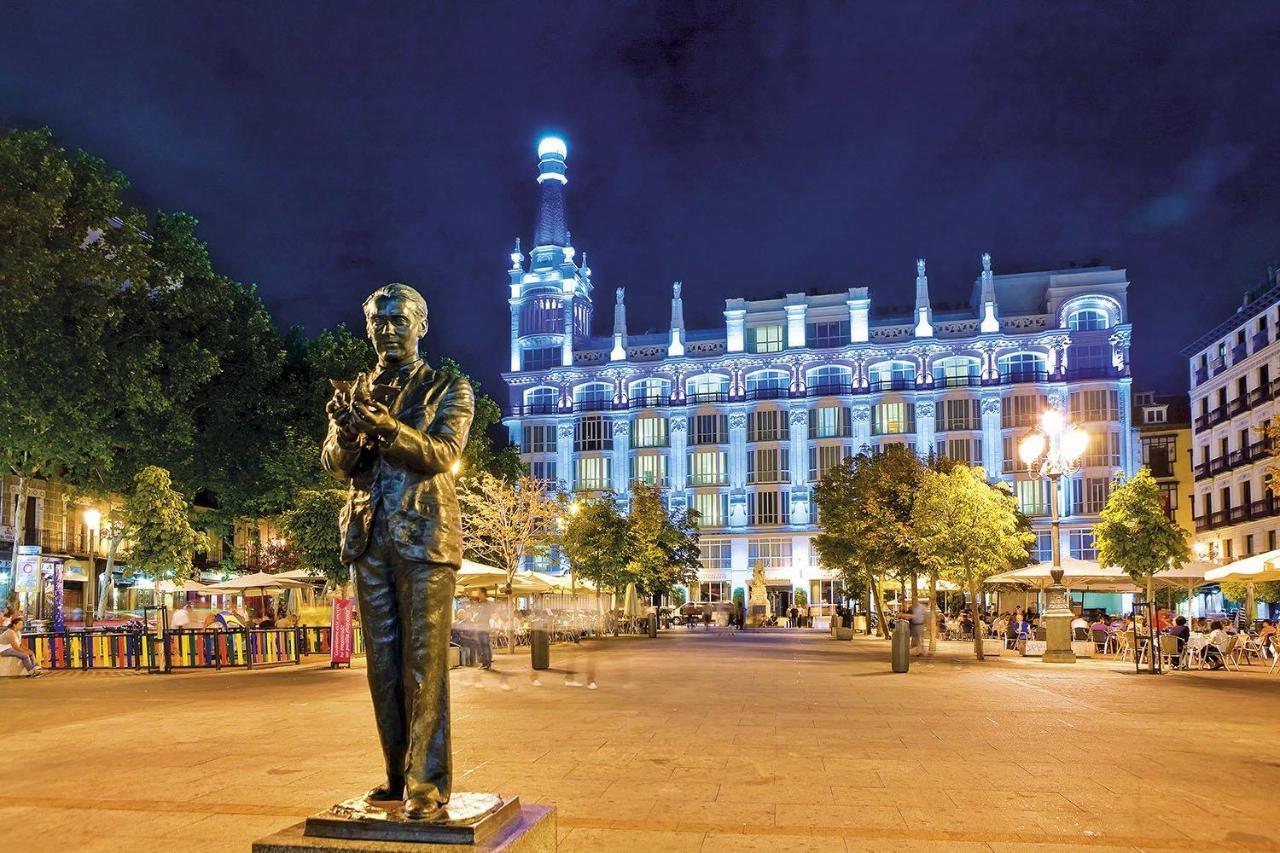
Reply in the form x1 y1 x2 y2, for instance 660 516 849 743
0 617 42 676
907 596 927 657
788 604 798 628
170 602 194 630
474 596 495 671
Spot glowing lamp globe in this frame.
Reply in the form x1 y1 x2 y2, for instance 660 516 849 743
537 136 567 158
1040 408 1064 437
1062 426 1089 462
1019 431 1047 466
83 507 101 529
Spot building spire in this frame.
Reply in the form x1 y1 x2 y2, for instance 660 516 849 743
509 237 522 271
533 137 568 248
979 251 999 333
914 258 933 338
611 287 627 361
669 281 686 357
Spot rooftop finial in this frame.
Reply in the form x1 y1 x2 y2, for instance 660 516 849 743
982 251 991 273
979 250 999 333
510 237 522 270
611 286 627 361
914 258 933 338
669 281 686 357
916 258 926 277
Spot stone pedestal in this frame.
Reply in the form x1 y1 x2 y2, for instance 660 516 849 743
252 793 555 853
1041 573 1076 664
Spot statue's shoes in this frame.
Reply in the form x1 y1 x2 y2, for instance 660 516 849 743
403 795 447 821
364 781 405 802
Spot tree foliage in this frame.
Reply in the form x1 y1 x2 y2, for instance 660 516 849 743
458 472 559 578
1092 468 1190 603
625 482 701 596
437 357 523 481
912 465 1033 659
559 492 631 592
120 466 205 585
279 488 348 587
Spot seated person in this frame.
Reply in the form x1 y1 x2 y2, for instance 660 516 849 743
1070 613 1089 640
1203 620 1231 669
0 617 42 677
1167 615 1191 655
1090 614 1112 634
1257 619 1275 657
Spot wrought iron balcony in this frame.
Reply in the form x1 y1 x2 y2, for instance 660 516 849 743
744 387 789 401
1194 365 1209 386
1255 329 1270 351
1231 341 1249 363
628 395 671 409
805 382 854 397
684 391 731 404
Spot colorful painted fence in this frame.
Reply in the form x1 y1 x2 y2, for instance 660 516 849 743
27 632 155 670
297 626 365 657
248 628 300 666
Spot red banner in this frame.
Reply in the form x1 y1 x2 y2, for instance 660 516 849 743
331 598 355 665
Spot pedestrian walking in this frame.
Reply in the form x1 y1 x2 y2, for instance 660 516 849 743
907 596 927 657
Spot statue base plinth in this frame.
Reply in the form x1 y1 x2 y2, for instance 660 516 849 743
252 793 556 852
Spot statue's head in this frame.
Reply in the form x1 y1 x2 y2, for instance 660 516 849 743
363 283 428 365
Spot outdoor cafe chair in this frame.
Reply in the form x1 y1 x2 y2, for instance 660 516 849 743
1158 635 1183 670
1184 635 1210 670
1219 636 1241 671
1091 629 1111 654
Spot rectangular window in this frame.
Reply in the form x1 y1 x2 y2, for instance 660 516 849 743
688 450 728 486
690 414 729 445
629 454 668 487
692 492 728 527
1157 483 1178 519
806 320 851 349
573 416 613 452
747 537 793 568
1069 389 1120 422
871 402 914 436
521 424 555 454
748 324 785 354
808 444 847 483
529 459 557 483
1067 529 1097 560
1141 435 1176 477
574 457 612 491
747 489 788 526
1070 476 1111 515
1016 479 1050 517
521 346 560 371
747 447 790 484
940 437 982 465
631 416 669 448
698 538 732 572
1245 534 1255 556
935 398 980 432
1033 531 1053 563
1070 344 1109 372
747 410 789 442
1001 394 1047 429
808 406 852 439
1082 431 1121 468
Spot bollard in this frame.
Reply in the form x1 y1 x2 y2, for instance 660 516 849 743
647 613 658 638
891 619 910 673
530 628 550 670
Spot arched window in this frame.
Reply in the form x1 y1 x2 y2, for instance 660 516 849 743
519 296 563 336
573 382 614 411
867 360 916 391
686 373 730 402
998 352 1047 383
523 386 559 414
1067 308 1110 332
932 357 979 388
744 369 790 398
805 365 852 395
629 378 671 406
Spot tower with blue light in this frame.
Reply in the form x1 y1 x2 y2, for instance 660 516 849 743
508 137 594 374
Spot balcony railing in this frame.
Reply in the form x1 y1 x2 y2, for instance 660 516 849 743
744 387 789 401
1227 395 1249 417
806 383 854 397
1231 341 1249 363
998 369 1050 385
1195 439 1273 481
1205 404 1229 427
686 474 728 487
868 378 916 392
1255 329 1270 351
934 375 982 388
684 391 731 404
1211 357 1227 376
511 403 564 416
628 395 670 409
1194 365 1209 386
1064 365 1117 380
574 398 617 412
1197 497 1280 531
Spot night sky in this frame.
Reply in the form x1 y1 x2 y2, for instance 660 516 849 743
4 2 1279 398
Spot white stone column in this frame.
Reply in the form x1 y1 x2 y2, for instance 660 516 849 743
789 407 810 525
728 409 748 527
852 403 872 453
556 421 575 491
669 415 688 496
914 399 936 459
981 396 1002 479
509 298 522 372
611 418 630 494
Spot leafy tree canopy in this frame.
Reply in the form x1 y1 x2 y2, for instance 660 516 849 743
1093 468 1190 600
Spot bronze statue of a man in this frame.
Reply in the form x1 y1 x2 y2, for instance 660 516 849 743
322 283 474 820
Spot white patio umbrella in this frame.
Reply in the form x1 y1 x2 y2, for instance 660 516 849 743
206 571 310 591
455 559 513 592
1204 549 1280 584
622 582 644 619
157 578 216 595
984 558 1130 589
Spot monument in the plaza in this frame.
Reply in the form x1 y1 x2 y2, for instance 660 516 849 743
254 284 555 850
746 561 772 627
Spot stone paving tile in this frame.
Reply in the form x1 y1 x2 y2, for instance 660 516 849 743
4 630 1279 852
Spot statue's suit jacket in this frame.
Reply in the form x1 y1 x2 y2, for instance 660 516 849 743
322 363 474 567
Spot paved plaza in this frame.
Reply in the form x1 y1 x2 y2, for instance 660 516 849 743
2 629 1277 852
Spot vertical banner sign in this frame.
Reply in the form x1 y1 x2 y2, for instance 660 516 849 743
48 558 65 634
331 597 355 665
15 545 40 594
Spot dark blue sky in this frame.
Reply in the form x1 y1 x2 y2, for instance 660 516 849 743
4 2 1279 397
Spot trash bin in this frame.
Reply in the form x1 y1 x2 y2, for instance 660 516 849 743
530 628 550 670
647 613 658 638
891 619 910 673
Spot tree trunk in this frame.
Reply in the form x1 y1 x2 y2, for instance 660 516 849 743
968 581 983 660
870 578 890 638
96 533 124 621
4 475 27 608
506 573 516 655
927 573 937 653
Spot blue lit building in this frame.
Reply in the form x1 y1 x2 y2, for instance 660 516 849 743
502 138 1138 611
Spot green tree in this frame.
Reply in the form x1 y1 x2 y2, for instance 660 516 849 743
560 492 631 594
437 358 523 481
1220 580 1280 618
625 482 701 597
279 488 349 588
1092 469 1190 606
813 447 928 637
912 465 1034 659
96 466 204 617
458 472 560 651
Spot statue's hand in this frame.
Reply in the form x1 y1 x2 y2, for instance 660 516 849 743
350 399 399 441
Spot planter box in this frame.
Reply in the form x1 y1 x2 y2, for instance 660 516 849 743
981 639 1003 657
834 626 853 640
1021 640 1047 657
1070 640 1094 658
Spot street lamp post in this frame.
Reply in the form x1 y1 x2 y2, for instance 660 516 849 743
83 507 102 629
1018 408 1089 664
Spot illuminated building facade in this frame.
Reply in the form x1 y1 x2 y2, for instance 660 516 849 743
503 138 1138 611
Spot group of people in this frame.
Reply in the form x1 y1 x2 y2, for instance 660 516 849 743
0 606 42 677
